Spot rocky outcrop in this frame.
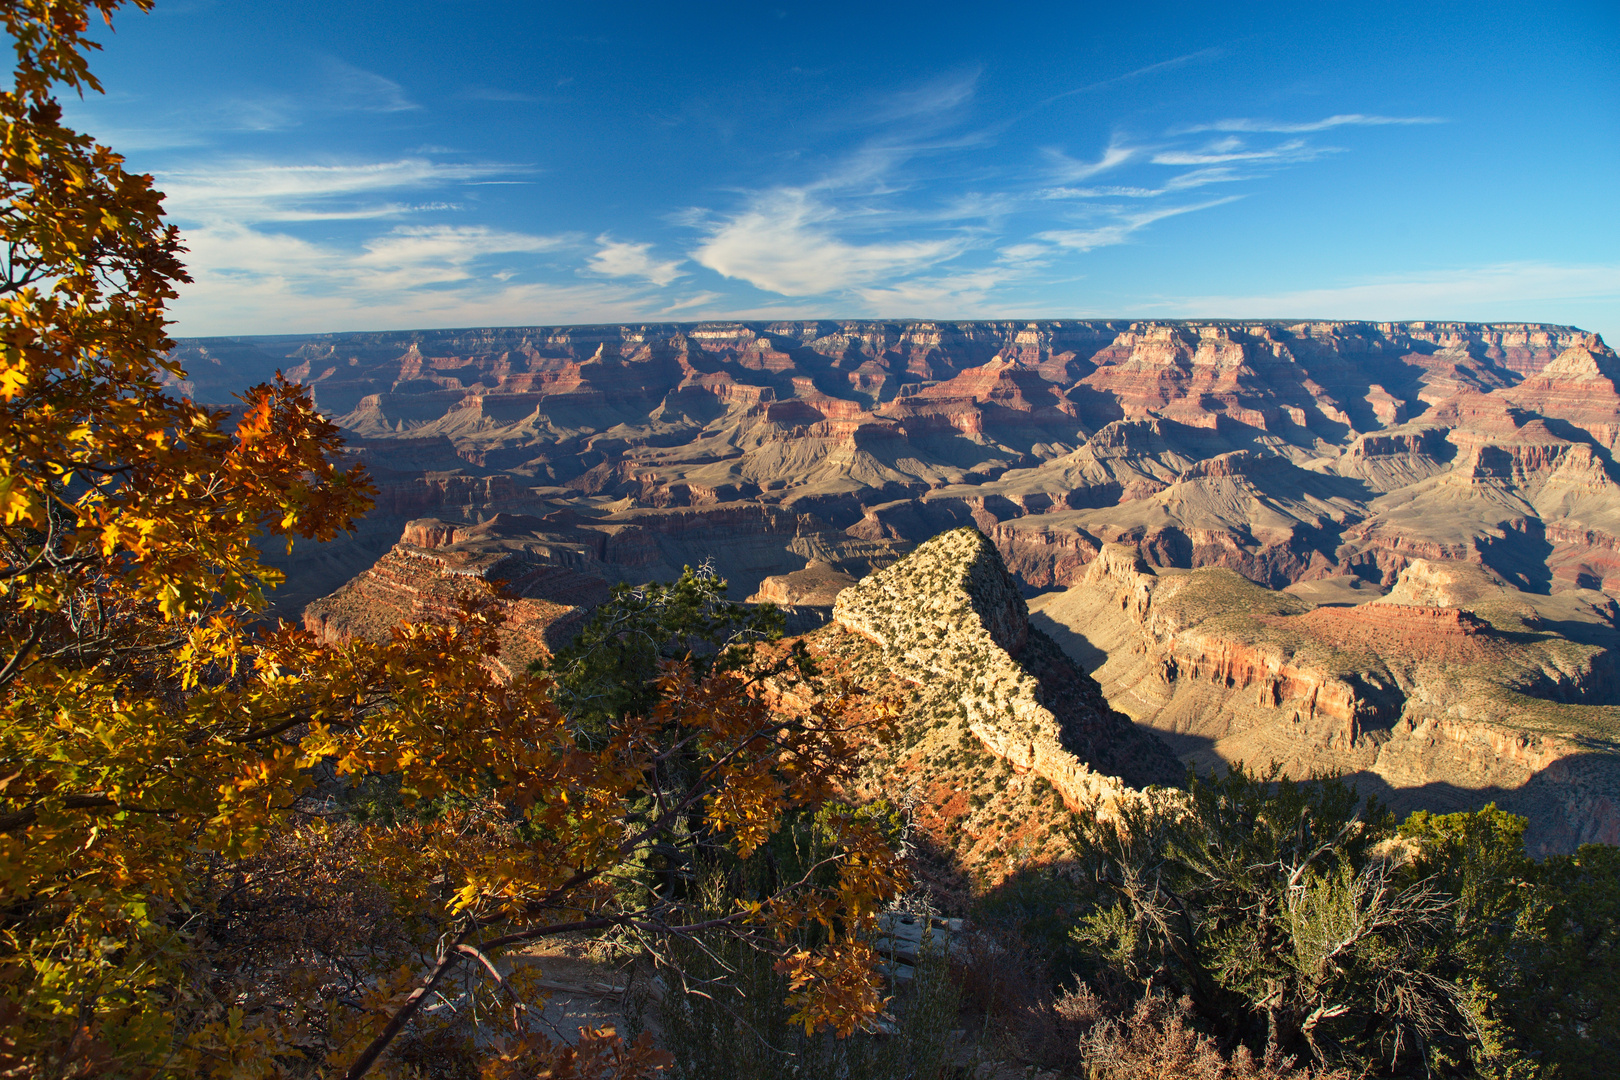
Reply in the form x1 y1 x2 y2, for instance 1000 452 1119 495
304 525 613 675
831 528 1179 815
793 528 1178 898
743 561 859 633
747 561 856 607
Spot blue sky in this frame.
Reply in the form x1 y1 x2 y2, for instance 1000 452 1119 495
69 0 1620 340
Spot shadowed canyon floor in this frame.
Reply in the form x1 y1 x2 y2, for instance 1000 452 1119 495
176 319 1620 852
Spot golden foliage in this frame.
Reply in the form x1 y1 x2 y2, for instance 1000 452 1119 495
0 3 906 1076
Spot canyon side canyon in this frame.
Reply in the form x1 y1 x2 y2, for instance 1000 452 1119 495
172 319 1620 853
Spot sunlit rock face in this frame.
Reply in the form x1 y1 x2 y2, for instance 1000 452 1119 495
803 527 1182 898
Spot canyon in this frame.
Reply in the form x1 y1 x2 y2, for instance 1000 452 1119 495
170 319 1620 851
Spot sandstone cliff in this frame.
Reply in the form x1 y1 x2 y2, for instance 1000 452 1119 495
303 516 614 675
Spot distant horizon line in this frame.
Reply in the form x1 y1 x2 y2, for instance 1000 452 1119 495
170 317 1598 344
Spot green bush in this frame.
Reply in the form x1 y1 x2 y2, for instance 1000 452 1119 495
1064 767 1569 1076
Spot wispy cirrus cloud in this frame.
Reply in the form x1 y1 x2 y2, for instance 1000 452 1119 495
179 219 575 296
867 68 980 123
1036 48 1224 107
1043 140 1138 181
1040 166 1243 200
1020 117 1355 260
677 68 1011 300
352 225 571 289
320 58 419 113
171 215 648 334
1037 196 1243 253
155 153 620 333
157 158 517 221
134 39 1484 334
652 291 725 316
856 266 1025 315
690 187 967 295
588 236 686 287
70 59 425 156
1172 113 1445 135
1150 137 1327 166
680 53 1434 312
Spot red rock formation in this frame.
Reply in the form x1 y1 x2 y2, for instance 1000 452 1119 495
1286 604 1495 665
303 529 613 674
985 518 1101 589
1503 335 1620 448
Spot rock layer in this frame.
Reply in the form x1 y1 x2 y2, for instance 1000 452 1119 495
226 319 1620 852
303 520 613 675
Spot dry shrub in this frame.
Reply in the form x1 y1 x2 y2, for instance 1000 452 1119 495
1047 983 1356 1080
951 928 1048 1026
949 926 1356 1080
195 821 425 1016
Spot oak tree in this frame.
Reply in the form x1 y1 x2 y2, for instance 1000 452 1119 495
0 3 906 1076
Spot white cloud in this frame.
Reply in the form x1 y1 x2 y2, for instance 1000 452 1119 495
868 69 979 123
162 165 603 334
996 242 1050 265
690 188 966 295
1038 48 1224 106
588 236 686 286
856 267 1021 315
157 158 517 222
359 225 565 265
652 291 726 316
1044 141 1137 181
64 94 300 151
177 219 572 296
1041 166 1243 200
175 272 651 336
1151 137 1325 166
1037 197 1242 252
321 58 419 113
1173 114 1444 135
169 219 652 334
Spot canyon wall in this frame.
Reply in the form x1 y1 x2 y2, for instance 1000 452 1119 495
175 321 1620 616
806 527 1181 897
